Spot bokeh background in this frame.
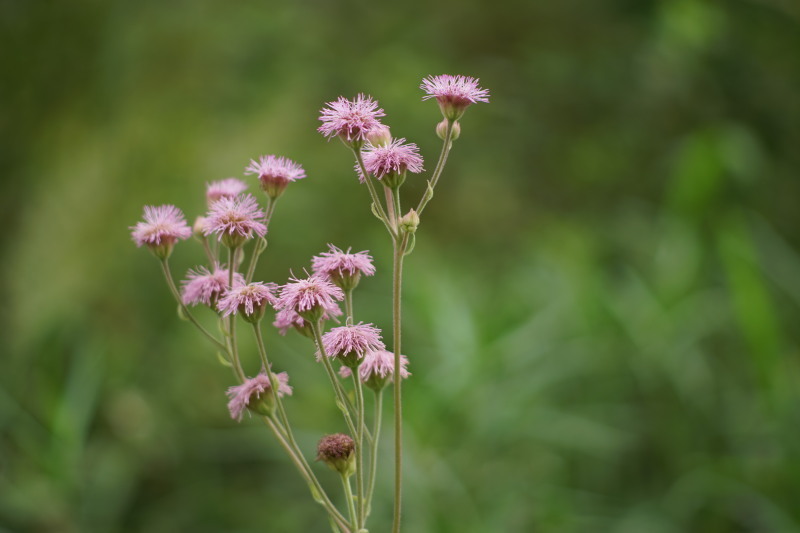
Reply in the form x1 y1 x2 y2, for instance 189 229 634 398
2 0 800 531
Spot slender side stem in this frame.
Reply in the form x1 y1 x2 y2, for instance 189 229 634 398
341 475 358 531
344 289 354 324
227 247 245 380
391 234 407 533
201 237 216 266
353 373 366 528
384 185 397 226
312 321 358 437
245 197 276 283
353 149 397 239
416 119 455 216
365 390 383 518
160 259 229 354
262 416 351 532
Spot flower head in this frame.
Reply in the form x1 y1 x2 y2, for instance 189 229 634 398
274 305 342 337
360 138 424 187
130 205 192 259
340 349 410 391
245 155 306 199
312 244 375 290
218 282 278 322
421 74 490 120
316 433 356 476
227 371 292 421
318 94 385 147
275 274 345 322
320 322 385 368
181 266 245 307
204 194 267 248
206 178 248 205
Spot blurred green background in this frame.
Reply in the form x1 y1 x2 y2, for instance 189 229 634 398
2 0 800 531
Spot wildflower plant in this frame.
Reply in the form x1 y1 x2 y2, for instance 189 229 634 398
131 74 488 532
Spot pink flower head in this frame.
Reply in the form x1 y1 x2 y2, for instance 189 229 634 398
226 371 292 421
245 155 306 199
340 349 410 390
320 322 385 368
318 94 386 146
204 194 267 248
217 281 278 322
274 305 342 337
275 273 345 322
421 74 490 120
206 178 248 205
360 138 424 185
181 266 245 307
130 205 192 259
312 244 375 290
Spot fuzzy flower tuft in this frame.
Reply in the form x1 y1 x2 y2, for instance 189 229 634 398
320 323 385 368
360 138 424 184
312 244 375 290
226 371 292 421
206 178 248 205
217 282 278 321
204 194 267 248
181 266 244 307
275 274 345 321
274 305 342 337
318 94 385 145
245 155 306 199
130 205 192 258
421 74 490 120
340 349 410 385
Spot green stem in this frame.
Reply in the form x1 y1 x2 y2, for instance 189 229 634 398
353 373 366 528
245 197 276 283
160 259 229 354
312 321 358 437
345 289 354 324
201 237 216 266
384 185 397 226
415 119 455 216
353 149 397 238
365 389 383 519
227 247 245 380
391 234 407 533
341 474 358 531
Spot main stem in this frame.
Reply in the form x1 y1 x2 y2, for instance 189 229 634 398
353 374 366 529
341 475 358 531
365 389 383 518
391 234 407 533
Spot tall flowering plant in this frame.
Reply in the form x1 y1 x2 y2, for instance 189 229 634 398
131 75 488 533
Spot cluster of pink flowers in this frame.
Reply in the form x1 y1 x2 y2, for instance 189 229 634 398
181 266 244 307
227 371 293 420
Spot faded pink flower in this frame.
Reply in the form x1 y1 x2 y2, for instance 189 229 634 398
130 205 192 258
421 74 490 119
339 349 410 391
275 274 345 321
245 155 306 199
217 282 278 321
318 94 385 145
360 138 424 183
227 371 292 421
181 266 245 307
312 244 375 290
320 323 385 367
206 178 248 205
204 194 267 248
274 305 342 336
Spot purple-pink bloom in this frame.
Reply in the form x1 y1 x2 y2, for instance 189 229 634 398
275 274 345 318
340 349 411 383
361 138 424 182
421 74 490 119
217 282 278 318
226 371 292 421
204 194 267 246
130 205 192 248
318 94 386 144
245 155 306 198
181 266 245 307
274 305 342 336
320 323 385 362
206 178 248 205
312 245 376 280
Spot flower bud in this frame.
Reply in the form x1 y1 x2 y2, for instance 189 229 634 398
366 124 392 147
316 433 356 477
193 216 208 239
436 119 461 141
399 209 420 234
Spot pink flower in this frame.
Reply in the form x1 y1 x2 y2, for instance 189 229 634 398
204 194 267 248
361 138 424 183
245 155 306 199
181 266 245 307
130 205 192 258
227 371 292 421
339 349 410 391
421 74 490 119
206 178 248 205
318 94 385 145
217 282 278 321
274 305 342 336
320 323 385 367
312 245 375 290
275 274 345 321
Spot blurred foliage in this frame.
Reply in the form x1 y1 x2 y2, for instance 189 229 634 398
2 0 800 531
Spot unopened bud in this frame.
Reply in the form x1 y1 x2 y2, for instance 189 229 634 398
399 209 420 234
436 119 461 141
316 433 356 477
366 124 392 147
193 217 208 239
